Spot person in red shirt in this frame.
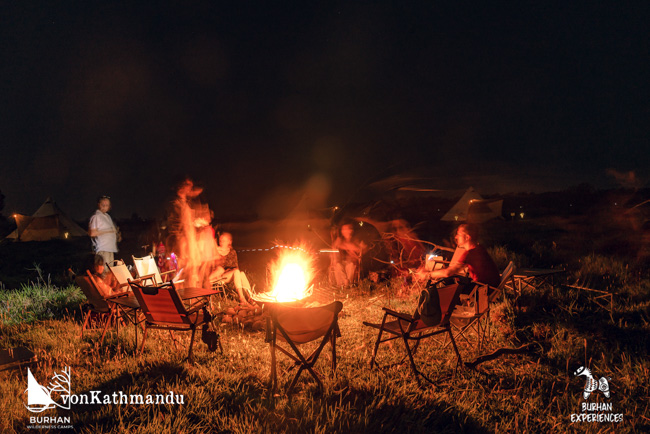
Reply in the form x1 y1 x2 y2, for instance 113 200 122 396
418 223 500 288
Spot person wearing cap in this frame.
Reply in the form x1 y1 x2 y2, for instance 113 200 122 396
88 196 120 272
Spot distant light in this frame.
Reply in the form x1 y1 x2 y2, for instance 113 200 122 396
519 205 523 209
64 232 69 239
454 215 459 221
359 221 364 227
614 202 617 206
510 212 515 217
520 212 525 219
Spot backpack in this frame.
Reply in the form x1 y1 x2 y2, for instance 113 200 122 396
414 282 442 326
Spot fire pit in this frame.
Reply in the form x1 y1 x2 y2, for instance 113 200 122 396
251 246 342 395
220 245 321 330
252 244 318 306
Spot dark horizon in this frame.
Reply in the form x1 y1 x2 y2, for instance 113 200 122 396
2 2 648 220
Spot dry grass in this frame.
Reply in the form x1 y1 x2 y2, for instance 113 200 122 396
1 275 648 433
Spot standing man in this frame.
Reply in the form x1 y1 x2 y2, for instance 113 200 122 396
88 196 119 271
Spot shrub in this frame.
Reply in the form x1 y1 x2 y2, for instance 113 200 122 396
0 265 83 325
573 254 632 292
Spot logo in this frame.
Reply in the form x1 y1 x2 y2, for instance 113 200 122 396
570 366 623 423
574 366 610 400
24 366 185 410
24 367 71 413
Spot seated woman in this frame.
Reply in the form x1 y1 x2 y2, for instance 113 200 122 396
332 223 365 287
211 232 253 305
83 254 116 297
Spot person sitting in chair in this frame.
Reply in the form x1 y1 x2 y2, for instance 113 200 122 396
417 223 500 290
83 254 116 297
212 232 253 306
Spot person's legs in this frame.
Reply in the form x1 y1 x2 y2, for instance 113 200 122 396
344 261 357 285
333 262 348 286
232 269 252 304
97 251 114 276
221 269 235 283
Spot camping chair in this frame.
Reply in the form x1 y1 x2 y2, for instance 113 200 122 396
363 283 465 385
107 260 136 291
132 254 183 286
209 276 227 297
450 261 516 354
75 273 130 344
266 301 343 396
129 280 212 363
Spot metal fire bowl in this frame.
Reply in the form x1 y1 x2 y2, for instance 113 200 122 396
250 287 319 309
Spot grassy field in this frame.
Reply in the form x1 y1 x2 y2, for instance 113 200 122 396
1 255 649 433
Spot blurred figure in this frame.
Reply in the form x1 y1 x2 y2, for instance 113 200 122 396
332 222 365 286
88 196 120 274
389 219 425 270
211 232 252 305
167 179 216 287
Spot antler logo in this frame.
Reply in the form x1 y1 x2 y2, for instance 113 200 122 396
574 366 610 400
24 367 72 412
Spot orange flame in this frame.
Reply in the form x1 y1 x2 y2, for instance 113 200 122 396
266 245 316 302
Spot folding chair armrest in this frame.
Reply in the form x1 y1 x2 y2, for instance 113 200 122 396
135 274 157 285
106 291 130 300
160 269 176 277
381 307 414 322
465 280 488 297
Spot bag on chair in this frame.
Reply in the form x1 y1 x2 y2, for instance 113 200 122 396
414 282 442 326
201 308 221 352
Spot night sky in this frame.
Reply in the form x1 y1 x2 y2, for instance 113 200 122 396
1 1 648 220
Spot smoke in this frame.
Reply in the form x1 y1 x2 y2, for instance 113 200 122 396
606 169 643 190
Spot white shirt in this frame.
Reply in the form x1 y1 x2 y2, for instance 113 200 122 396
89 210 118 253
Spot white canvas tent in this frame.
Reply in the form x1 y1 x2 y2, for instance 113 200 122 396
6 197 87 241
441 187 503 223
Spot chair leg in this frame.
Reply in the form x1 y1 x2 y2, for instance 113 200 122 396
100 311 114 346
169 331 179 351
287 366 308 396
331 333 337 372
187 326 197 364
269 338 277 395
401 335 420 379
80 311 90 338
448 329 463 370
369 314 388 369
139 326 148 357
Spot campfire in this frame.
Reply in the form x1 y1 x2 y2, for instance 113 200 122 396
221 245 317 330
253 245 316 304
